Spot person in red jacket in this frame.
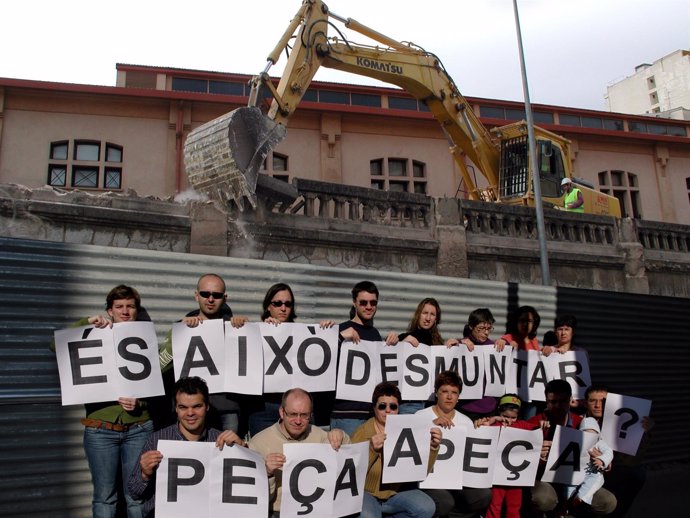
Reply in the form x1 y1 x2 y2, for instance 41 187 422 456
476 394 536 518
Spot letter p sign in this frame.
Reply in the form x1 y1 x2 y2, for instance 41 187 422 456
167 458 205 501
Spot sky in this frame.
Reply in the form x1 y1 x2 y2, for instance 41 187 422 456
1 0 688 111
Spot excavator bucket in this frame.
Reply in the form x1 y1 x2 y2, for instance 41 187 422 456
183 106 287 210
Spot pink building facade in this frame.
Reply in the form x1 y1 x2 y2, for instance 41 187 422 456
1 63 689 224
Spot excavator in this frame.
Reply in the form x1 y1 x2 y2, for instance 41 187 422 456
184 0 620 217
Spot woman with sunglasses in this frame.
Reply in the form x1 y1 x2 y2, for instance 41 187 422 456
261 282 334 328
352 382 440 518
248 283 334 436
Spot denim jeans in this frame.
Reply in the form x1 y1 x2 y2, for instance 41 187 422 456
248 401 281 437
423 487 493 518
83 420 153 518
219 411 239 433
361 489 436 518
399 401 425 415
330 417 366 438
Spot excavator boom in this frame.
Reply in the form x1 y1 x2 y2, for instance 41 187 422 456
184 0 500 208
183 0 620 217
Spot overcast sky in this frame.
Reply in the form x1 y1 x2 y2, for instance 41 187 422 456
2 0 687 111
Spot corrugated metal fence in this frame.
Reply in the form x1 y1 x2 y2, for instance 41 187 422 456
1 236 687 516
0 236 555 517
555 286 690 465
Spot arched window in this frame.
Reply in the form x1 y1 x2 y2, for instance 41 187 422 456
47 140 123 190
598 170 641 218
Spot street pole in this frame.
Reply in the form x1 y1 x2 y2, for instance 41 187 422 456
512 0 551 285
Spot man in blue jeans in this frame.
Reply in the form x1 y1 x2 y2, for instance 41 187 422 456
52 285 154 518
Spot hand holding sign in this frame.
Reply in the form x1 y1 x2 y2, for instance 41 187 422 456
382 414 433 484
601 393 652 455
54 322 164 405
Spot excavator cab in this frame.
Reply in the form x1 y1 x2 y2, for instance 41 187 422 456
498 134 530 200
183 0 620 217
494 122 570 206
537 139 567 198
494 121 620 215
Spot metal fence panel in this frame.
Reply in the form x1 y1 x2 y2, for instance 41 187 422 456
555 286 690 464
0 236 555 516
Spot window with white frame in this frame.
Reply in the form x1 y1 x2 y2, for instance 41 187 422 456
48 140 123 190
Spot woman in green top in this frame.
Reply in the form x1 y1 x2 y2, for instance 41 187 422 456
66 285 154 518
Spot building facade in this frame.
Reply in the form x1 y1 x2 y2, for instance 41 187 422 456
1 63 690 224
605 49 690 118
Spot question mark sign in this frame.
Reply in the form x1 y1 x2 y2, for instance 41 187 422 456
614 408 639 439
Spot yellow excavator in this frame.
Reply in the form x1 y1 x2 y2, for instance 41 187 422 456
184 0 620 217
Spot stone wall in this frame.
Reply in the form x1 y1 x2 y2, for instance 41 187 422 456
2 181 689 297
0 184 190 252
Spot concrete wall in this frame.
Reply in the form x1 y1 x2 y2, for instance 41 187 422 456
2 182 689 298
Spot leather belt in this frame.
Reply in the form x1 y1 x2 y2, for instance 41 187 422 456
80 418 147 432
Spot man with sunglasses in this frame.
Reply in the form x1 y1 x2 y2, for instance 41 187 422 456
159 273 248 432
331 281 399 437
248 388 349 517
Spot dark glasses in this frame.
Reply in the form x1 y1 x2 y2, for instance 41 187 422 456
270 300 294 308
198 291 225 299
357 300 378 307
377 402 398 411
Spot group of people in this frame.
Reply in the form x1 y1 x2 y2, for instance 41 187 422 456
56 276 651 518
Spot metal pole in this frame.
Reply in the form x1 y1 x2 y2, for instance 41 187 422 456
512 0 551 285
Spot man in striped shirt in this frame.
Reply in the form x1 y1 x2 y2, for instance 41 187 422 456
128 376 245 517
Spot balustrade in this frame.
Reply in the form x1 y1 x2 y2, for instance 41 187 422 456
636 220 690 252
268 177 432 228
461 200 618 245
252 177 690 257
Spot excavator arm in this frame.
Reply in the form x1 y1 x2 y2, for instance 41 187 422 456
184 0 501 208
258 0 500 194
